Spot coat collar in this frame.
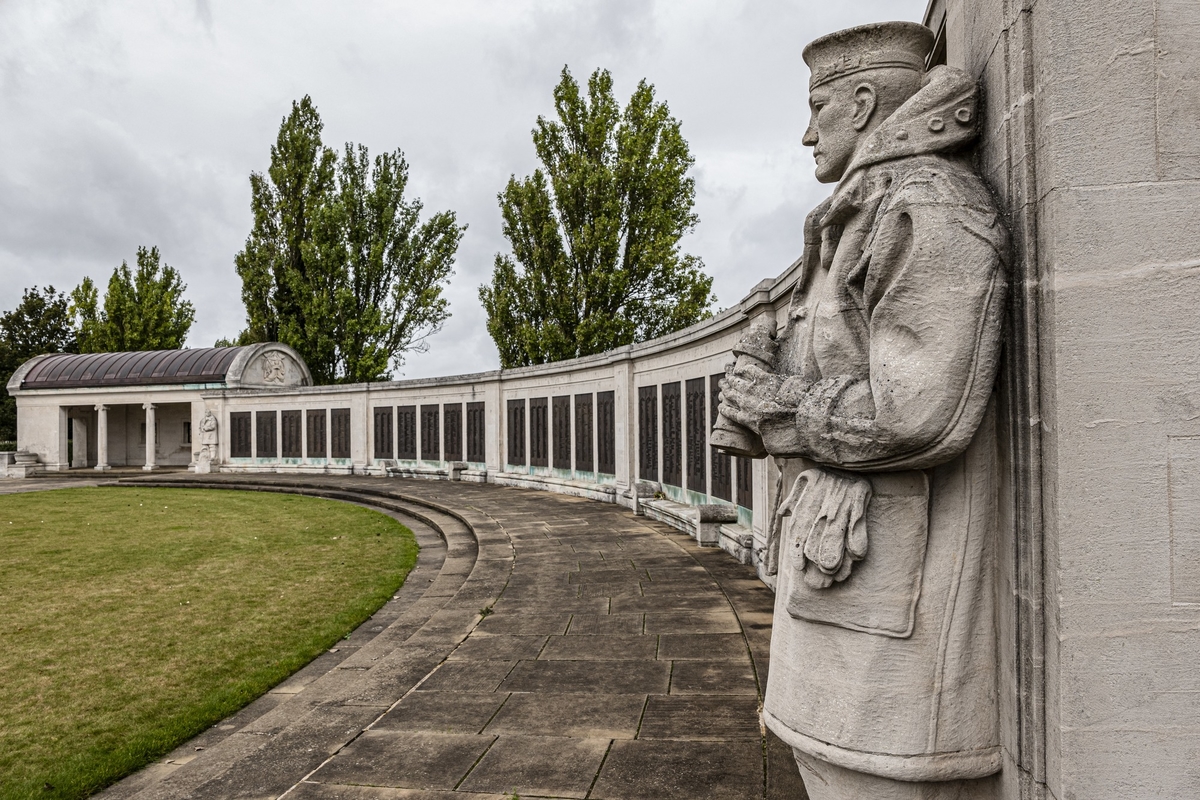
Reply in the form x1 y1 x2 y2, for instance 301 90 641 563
820 65 980 228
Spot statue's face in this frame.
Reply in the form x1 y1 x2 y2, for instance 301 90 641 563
803 81 864 184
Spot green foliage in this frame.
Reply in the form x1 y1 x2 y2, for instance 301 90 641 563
234 96 464 384
0 487 418 800
0 286 77 441
70 246 196 353
480 67 715 368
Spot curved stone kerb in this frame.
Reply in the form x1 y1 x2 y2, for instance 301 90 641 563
97 475 516 800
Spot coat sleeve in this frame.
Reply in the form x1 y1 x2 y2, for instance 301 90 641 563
793 175 1008 471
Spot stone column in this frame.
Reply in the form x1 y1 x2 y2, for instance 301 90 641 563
142 402 157 471
94 404 110 471
71 416 88 469
53 406 69 471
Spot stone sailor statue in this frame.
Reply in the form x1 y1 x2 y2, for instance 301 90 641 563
196 408 219 472
718 22 1008 800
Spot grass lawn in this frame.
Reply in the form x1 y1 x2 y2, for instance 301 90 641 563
0 486 419 800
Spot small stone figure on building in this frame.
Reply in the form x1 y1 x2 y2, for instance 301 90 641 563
196 408 219 473
718 22 1008 800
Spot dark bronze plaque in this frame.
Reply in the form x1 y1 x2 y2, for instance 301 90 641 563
709 374 731 502
662 382 681 487
256 410 277 458
597 391 615 475
575 393 593 473
373 406 394 459
553 395 571 470
397 405 416 460
529 397 549 468
638 385 658 481
467 401 486 463
736 455 753 510
507 399 526 467
331 408 352 459
306 409 327 458
421 404 440 461
230 411 252 458
443 403 463 461
282 409 303 458
685 378 705 491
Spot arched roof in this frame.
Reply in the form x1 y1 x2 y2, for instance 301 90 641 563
17 347 245 390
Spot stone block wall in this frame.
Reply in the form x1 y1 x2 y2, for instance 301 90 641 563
930 0 1200 796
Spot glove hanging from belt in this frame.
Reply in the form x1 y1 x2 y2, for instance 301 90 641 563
777 466 872 589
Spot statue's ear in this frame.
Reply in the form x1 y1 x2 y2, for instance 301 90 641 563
852 83 877 131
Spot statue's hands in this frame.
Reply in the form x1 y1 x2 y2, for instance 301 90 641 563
719 362 806 435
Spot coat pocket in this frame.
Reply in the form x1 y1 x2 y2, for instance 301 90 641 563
782 469 929 638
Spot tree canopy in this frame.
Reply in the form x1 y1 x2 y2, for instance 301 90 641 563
480 67 714 368
0 286 77 441
232 96 464 384
70 246 195 353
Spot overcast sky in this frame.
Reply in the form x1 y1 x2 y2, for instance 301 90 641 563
0 0 926 378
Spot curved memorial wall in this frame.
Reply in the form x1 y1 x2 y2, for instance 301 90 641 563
201 262 800 581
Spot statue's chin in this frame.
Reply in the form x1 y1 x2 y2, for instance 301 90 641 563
814 164 843 184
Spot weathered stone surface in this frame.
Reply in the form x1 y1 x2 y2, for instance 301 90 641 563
309 731 496 790
590 739 764 800
372 692 508 735
455 734 611 798
638 695 762 740
714 19 1009 798
483 692 647 739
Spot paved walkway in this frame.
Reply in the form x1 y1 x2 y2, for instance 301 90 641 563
10 473 805 799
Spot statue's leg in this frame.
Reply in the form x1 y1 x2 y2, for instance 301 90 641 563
793 749 1000 800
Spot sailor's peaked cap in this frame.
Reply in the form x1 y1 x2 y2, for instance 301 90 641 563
803 22 936 91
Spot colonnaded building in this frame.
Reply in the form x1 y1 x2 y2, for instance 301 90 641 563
6 0 1200 798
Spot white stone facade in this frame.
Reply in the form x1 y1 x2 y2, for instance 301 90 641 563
928 0 1200 797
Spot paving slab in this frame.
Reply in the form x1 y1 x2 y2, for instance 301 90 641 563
670 660 760 695
644 609 743 634
372 692 509 735
308 731 496 790
416 660 517 693
564 612 645 635
483 692 647 739
289 785 510 800
590 739 765 800
446 634 548 661
658 632 749 661
639 694 763 740
456 734 611 798
474 612 571 635
498 659 671 694
538 633 658 661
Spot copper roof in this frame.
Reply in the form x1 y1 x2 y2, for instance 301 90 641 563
20 348 244 390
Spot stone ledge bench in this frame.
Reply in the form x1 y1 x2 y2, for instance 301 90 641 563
640 497 752 562
490 470 619 504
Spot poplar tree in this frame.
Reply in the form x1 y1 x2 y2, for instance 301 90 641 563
71 247 195 352
233 96 463 383
480 67 714 368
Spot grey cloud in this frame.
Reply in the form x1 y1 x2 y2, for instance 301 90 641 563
0 0 928 378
